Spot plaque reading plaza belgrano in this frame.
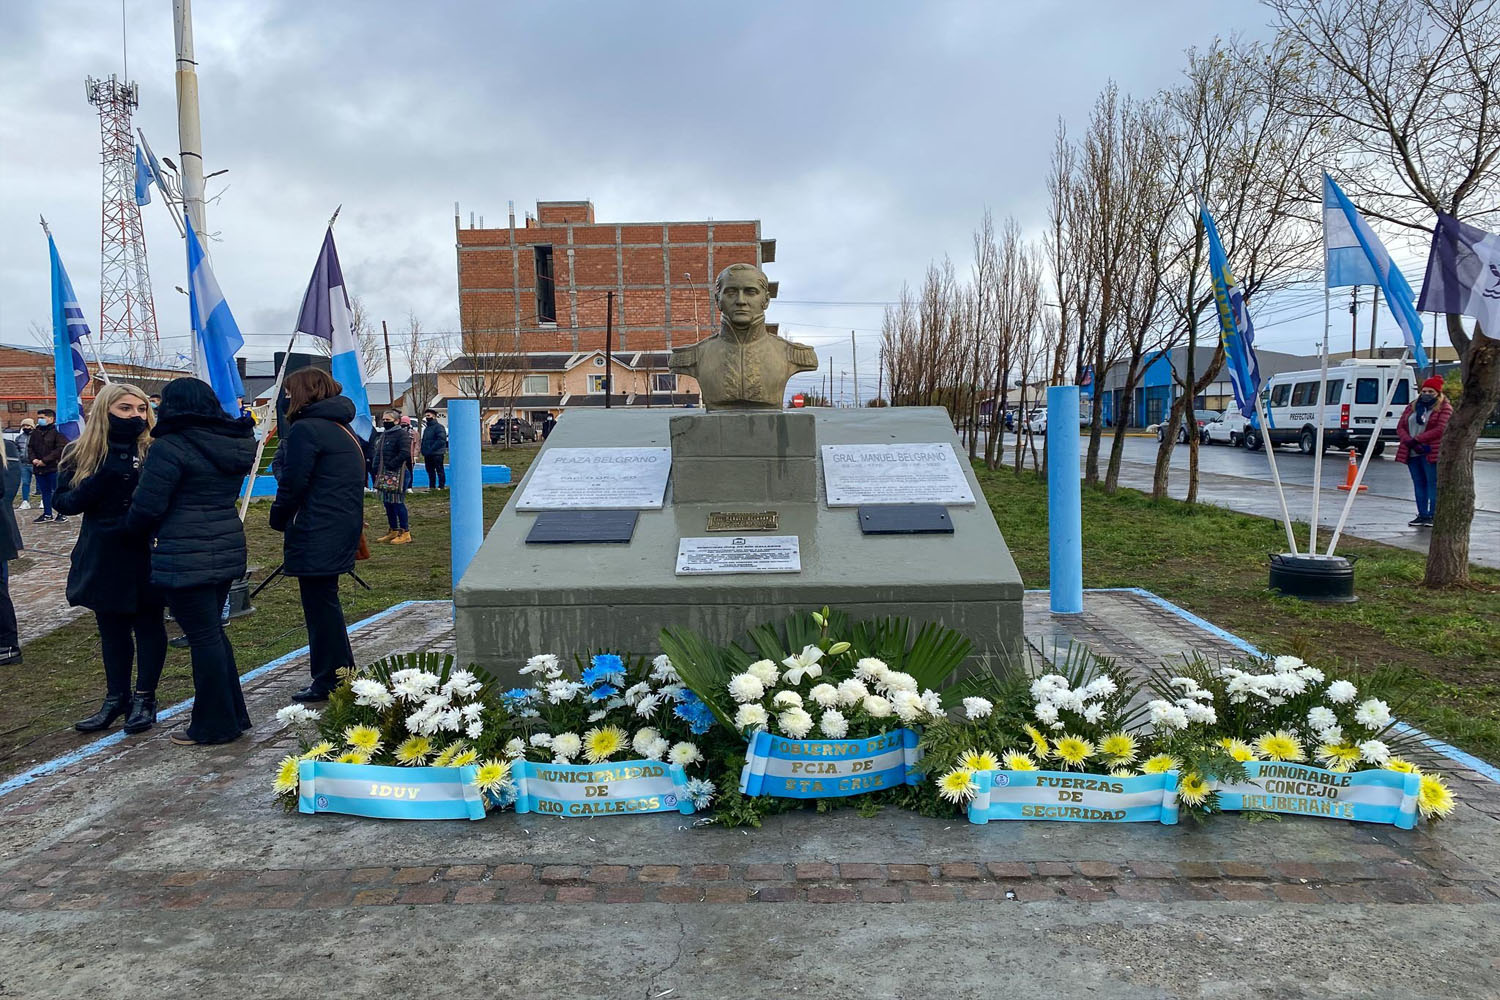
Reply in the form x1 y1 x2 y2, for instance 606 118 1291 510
820 442 976 507
675 535 802 576
517 447 672 510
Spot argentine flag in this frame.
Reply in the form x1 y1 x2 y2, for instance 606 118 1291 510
46 233 92 440
294 228 374 439
134 144 155 206
184 214 247 416
1323 173 1426 370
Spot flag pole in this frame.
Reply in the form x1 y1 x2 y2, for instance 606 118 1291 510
1310 268 1331 553
1325 350 1409 556
1255 392 1299 554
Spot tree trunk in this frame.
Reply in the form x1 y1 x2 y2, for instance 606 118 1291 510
1150 392 1184 500
1104 366 1144 492
1425 322 1498 587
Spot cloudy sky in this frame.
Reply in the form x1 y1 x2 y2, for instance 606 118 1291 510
0 0 1428 399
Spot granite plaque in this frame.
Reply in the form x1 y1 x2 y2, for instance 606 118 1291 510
858 505 953 535
820 443 975 507
517 447 671 510
675 535 801 576
526 510 639 544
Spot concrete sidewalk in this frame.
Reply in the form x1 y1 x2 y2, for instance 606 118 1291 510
2 596 1497 998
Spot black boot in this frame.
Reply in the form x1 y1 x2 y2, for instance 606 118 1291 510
122 692 157 734
74 694 129 733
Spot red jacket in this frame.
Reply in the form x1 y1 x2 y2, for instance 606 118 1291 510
1395 396 1451 464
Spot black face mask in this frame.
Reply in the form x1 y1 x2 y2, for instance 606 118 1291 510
383 420 396 428
107 413 148 441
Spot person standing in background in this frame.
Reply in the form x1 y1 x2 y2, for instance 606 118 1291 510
420 408 447 489
541 413 557 440
0 435 23 665
27 409 67 523
1395 375 1453 528
15 419 34 510
400 415 418 491
369 409 412 544
127 378 257 746
56 385 165 734
269 369 366 703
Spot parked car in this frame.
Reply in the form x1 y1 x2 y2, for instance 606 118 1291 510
1025 409 1047 433
488 417 537 444
1252 359 1413 455
1156 410 1221 445
1203 410 1252 447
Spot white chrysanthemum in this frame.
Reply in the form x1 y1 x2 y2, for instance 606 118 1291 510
772 690 803 709
891 690 925 723
544 679 583 704
522 653 560 677
632 728 661 753
778 707 815 738
1084 675 1119 699
622 681 651 706
442 669 482 697
1354 698 1391 730
920 689 942 715
882 672 919 695
1275 672 1308 696
963 696 993 720
1082 703 1106 725
836 678 869 707
529 733 554 748
1273 654 1306 672
809 683 840 708
1358 739 1390 765
1318 724 1344 744
819 709 849 738
1147 699 1188 731
862 695 893 719
650 654 679 683
1326 679 1358 704
1182 701 1217 725
746 659 780 685
1297 666 1325 684
635 694 662 717
586 709 607 723
1053 689 1087 713
668 742 702 767
1307 706 1337 731
1033 702 1060 725
275 704 320 728
642 737 670 760
728 673 765 703
854 657 889 683
350 678 394 709
735 703 769 731
461 702 483 721
550 733 582 761
465 720 483 740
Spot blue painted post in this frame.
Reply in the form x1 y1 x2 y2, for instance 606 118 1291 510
449 399 483 595
1047 385 1083 614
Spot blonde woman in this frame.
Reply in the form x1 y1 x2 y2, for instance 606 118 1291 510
55 384 166 734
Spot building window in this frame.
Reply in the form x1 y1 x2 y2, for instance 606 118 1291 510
6 401 25 413
588 374 607 393
458 375 485 396
653 373 676 392
522 374 549 394
534 245 557 324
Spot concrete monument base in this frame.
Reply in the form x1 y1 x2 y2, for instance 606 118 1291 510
454 406 1023 684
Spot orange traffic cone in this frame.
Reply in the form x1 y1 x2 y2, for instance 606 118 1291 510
1336 448 1367 492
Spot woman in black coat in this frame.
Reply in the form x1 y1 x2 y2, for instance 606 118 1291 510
368 409 413 544
55 384 166 733
126 377 257 747
0 437 23 665
269 369 367 702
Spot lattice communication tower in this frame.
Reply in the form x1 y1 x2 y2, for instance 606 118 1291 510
86 74 159 364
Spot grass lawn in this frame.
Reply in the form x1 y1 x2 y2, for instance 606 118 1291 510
972 463 1500 764
4 441 1497 777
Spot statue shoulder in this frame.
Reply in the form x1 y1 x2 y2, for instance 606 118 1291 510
785 339 818 370
668 342 699 372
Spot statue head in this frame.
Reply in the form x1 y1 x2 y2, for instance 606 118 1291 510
713 263 770 332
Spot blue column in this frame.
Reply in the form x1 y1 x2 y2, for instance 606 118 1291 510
449 399 483 596
1047 385 1083 614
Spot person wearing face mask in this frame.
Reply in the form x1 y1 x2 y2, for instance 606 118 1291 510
27 409 68 523
368 408 412 544
55 385 166 732
1395 375 1454 528
15 419 34 510
419 409 447 490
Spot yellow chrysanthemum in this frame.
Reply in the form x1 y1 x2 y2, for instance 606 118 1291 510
1254 730 1305 763
394 735 433 765
1099 732 1138 764
343 725 383 755
936 767 978 804
449 748 479 768
273 755 301 795
1385 757 1420 774
1217 737 1255 763
474 758 511 794
1002 752 1037 771
1177 772 1210 807
335 751 371 765
1316 742 1361 772
300 741 335 761
1052 734 1095 768
958 748 1001 773
1108 767 1137 779
433 742 467 768
1417 774 1455 819
1142 754 1179 774
1023 724 1050 759
583 725 628 764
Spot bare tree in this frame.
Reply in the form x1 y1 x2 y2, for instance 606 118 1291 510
309 293 385 377
397 312 453 413
1268 0 1500 585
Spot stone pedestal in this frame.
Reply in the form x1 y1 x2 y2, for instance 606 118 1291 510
454 407 1024 685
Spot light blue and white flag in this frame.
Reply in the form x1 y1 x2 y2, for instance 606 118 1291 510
184 214 246 416
1200 204 1263 420
295 228 374 439
133 144 155 206
46 232 92 441
1323 173 1426 370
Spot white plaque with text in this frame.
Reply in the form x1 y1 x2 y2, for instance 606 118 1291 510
675 536 802 576
820 442 975 507
517 447 672 510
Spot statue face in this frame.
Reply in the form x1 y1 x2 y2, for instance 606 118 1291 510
717 269 769 329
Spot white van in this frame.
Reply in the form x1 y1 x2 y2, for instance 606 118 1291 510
1247 359 1414 456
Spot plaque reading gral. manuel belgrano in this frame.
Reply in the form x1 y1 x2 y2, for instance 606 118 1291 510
820 442 976 507
517 447 672 510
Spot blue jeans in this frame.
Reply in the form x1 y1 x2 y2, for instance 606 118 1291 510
34 470 56 517
383 501 408 531
1407 458 1437 519
18 463 31 502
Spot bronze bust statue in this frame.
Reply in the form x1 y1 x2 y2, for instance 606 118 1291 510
669 263 817 410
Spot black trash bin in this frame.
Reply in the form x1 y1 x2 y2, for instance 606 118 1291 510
1268 552 1358 603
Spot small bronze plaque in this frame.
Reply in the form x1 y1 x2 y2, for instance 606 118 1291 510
706 510 779 532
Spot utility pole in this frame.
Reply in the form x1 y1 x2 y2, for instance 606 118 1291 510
851 330 859 406
876 348 884 405
1349 286 1359 358
604 290 614 409
1369 287 1379 359
382 319 395 410
827 355 833 405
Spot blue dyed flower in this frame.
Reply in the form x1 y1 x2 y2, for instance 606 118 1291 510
673 691 715 735
588 683 621 701
501 687 535 707
582 654 626 687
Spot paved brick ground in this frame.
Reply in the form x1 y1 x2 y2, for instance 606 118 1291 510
7 511 87 643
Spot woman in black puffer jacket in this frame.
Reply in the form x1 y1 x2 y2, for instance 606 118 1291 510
126 377 257 746
269 369 367 702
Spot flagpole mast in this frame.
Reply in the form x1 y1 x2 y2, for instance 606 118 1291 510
1310 262 1331 554
1256 391 1298 554
173 0 210 381
1324 350 1410 557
